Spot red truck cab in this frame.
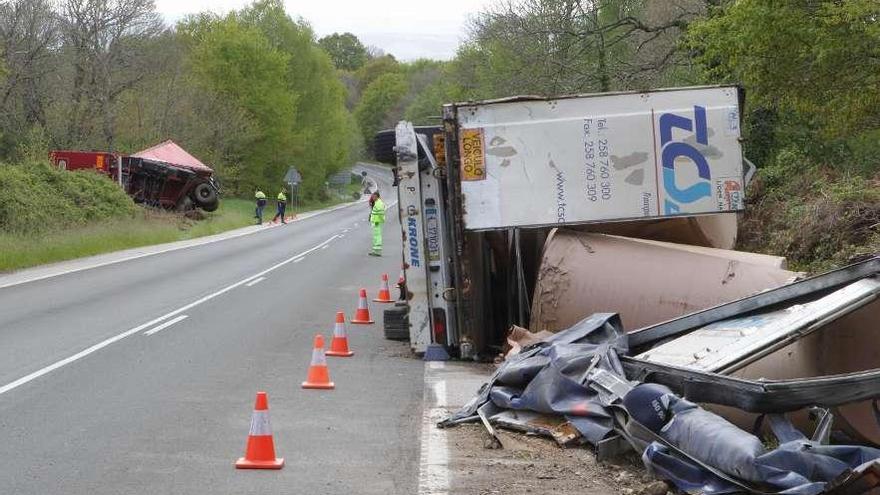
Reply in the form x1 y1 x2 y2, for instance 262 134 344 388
49 141 220 212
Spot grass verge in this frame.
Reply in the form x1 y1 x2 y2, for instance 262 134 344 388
0 195 360 273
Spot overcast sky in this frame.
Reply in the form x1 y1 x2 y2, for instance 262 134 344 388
153 0 495 60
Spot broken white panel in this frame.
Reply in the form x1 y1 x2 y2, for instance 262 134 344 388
454 86 745 230
636 277 880 373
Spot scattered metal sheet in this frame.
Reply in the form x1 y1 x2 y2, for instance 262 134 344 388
629 256 880 349
625 257 880 444
636 277 880 374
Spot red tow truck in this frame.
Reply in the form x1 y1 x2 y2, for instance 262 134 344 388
49 140 220 212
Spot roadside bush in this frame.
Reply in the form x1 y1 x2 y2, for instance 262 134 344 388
739 162 880 273
0 161 136 235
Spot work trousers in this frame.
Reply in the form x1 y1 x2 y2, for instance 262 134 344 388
255 199 267 223
273 202 286 223
371 222 383 254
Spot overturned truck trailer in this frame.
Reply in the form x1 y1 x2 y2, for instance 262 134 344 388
386 85 751 355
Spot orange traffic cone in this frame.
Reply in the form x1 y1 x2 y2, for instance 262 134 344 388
351 288 374 324
235 392 284 469
326 311 354 357
373 274 394 303
302 334 335 389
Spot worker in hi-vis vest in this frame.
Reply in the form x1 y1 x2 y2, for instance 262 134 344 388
254 189 267 225
272 189 287 224
368 191 385 256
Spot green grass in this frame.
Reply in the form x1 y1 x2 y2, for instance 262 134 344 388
0 193 360 273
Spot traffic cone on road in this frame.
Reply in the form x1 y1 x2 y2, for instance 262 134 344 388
373 274 394 303
235 392 284 469
301 335 335 389
351 288 375 324
326 311 354 357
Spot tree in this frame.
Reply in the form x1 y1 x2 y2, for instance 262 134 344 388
354 54 399 92
0 0 59 156
354 73 408 144
688 0 880 141
57 0 165 150
458 0 706 96
318 32 369 71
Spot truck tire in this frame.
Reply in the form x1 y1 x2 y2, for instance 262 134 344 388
175 196 194 212
383 306 409 341
201 197 220 212
373 126 442 164
373 130 396 164
192 182 218 209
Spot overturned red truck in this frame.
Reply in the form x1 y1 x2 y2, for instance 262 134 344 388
49 140 220 212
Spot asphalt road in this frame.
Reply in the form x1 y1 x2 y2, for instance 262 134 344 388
0 166 422 494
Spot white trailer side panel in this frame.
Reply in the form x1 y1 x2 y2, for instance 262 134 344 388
395 122 431 353
454 86 745 230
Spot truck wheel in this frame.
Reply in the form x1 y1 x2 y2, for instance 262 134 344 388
175 196 194 212
192 182 218 208
201 197 219 212
373 126 442 164
383 306 409 341
373 130 396 164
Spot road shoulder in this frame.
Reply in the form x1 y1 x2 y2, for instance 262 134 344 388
0 199 362 290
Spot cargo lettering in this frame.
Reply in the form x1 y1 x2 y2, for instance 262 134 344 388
460 128 486 181
407 216 421 267
659 106 712 214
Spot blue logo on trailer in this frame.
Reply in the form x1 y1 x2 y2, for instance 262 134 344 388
407 216 421 267
659 105 712 214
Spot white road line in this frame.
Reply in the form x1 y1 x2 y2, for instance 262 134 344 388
293 258 304 263
321 244 329 250
0 234 340 397
245 277 266 287
342 229 350 233
418 362 449 495
143 315 189 336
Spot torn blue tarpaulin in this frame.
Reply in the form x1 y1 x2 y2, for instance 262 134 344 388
440 313 627 444
441 313 880 494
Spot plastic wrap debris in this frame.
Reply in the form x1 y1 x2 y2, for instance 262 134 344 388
440 313 629 445
443 306 880 494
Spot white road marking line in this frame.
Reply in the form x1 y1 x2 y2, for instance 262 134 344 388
342 229 350 233
321 244 329 250
143 315 189 336
0 234 340 397
293 258 304 263
419 362 449 495
245 277 266 287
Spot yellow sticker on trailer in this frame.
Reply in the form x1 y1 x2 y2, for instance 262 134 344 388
459 128 486 181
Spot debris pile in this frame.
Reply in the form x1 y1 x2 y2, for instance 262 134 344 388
443 256 880 494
